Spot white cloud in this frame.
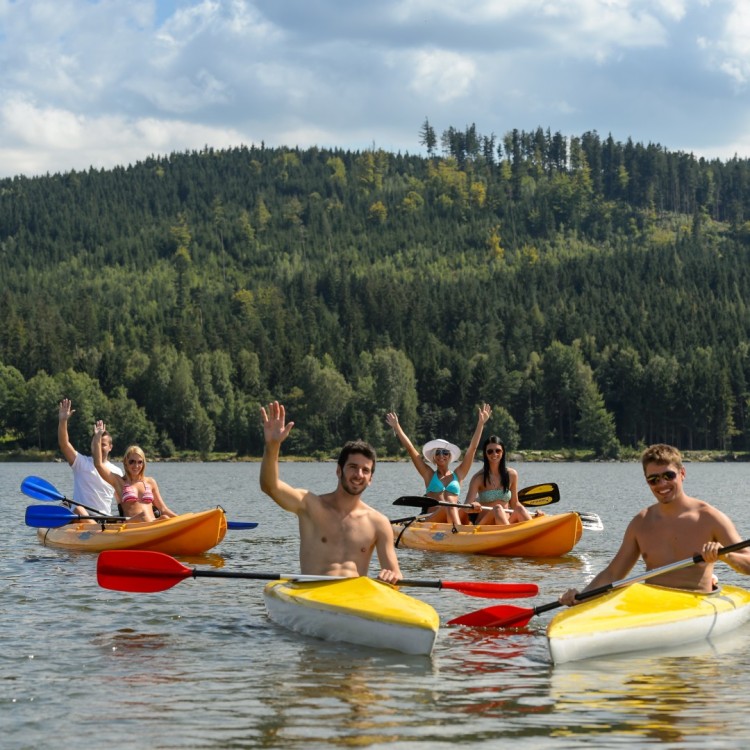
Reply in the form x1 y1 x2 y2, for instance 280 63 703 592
0 93 246 176
1 0 750 177
716 1 750 84
404 49 478 102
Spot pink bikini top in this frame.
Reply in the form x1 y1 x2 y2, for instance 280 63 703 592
121 481 154 504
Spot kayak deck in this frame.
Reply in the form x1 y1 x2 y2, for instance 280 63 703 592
392 512 582 557
263 577 440 656
36 507 228 555
547 582 750 664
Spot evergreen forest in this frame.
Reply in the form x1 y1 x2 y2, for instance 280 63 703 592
3 122 750 460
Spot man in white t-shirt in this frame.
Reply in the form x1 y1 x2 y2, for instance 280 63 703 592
58 398 123 516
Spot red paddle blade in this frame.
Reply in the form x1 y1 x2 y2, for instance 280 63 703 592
97 550 193 593
447 604 535 628
441 581 538 599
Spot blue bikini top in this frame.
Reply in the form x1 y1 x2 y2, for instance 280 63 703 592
426 471 460 495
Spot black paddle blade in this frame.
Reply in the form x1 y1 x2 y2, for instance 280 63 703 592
518 483 560 507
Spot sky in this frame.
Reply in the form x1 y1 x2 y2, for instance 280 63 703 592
1 0 750 179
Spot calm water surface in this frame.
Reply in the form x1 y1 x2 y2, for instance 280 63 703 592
4 460 750 749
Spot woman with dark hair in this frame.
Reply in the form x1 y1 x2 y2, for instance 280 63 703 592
465 436 532 525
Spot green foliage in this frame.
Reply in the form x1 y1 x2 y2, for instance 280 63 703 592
2 132 750 456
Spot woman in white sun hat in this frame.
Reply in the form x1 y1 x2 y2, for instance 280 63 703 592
385 404 492 528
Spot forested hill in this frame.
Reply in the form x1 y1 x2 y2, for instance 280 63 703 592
2 125 750 459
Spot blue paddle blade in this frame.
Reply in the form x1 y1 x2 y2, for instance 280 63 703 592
227 521 258 530
25 504 77 528
21 475 67 503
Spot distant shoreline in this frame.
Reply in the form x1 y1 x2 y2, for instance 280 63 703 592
3 449 748 463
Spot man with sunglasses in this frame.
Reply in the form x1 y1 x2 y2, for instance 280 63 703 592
259 401 401 583
561 443 750 604
58 398 123 517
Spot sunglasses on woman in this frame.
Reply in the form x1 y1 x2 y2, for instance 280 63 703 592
645 470 678 485
433 449 452 457
486 448 503 455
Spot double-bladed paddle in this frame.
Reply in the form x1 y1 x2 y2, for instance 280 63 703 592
96 549 539 598
448 537 750 628
393 499 602 531
392 482 603 530
24 504 260 530
393 482 559 511
20 475 258 530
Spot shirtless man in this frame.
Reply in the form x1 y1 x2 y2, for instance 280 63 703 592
259 401 401 583
561 443 750 604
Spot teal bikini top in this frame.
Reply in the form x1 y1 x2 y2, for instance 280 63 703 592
477 488 512 503
426 471 461 495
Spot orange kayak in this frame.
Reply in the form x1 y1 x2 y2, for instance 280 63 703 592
392 512 582 557
36 508 228 555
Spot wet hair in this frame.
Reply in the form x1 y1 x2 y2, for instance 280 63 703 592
641 443 683 473
123 445 147 481
337 440 377 475
482 435 509 491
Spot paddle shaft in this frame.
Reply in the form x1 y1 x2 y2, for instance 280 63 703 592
562 536 750 609
96 550 537 597
186 570 530 592
393 483 559 511
430 500 526 513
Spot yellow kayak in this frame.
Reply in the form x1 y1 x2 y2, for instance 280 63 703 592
36 507 228 555
547 582 750 664
263 577 440 655
392 512 582 557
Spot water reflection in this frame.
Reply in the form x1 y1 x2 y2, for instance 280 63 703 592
175 551 225 567
255 642 437 747
549 628 750 743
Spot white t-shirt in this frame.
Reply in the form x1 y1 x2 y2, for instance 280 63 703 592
71 453 123 515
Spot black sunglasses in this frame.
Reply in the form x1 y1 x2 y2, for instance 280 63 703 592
646 470 678 485
433 449 452 457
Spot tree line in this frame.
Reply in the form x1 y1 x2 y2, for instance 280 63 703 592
2 123 750 458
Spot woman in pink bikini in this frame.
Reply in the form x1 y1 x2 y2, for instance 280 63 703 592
92 420 177 521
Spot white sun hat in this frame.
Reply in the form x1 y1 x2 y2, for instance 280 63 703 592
422 439 461 465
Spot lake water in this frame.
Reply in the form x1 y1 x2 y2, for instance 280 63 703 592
3 459 750 749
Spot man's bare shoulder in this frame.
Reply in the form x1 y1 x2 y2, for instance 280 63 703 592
693 497 731 520
361 501 391 523
631 505 655 523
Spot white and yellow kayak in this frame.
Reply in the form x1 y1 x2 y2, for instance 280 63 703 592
547 582 750 664
263 576 440 656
